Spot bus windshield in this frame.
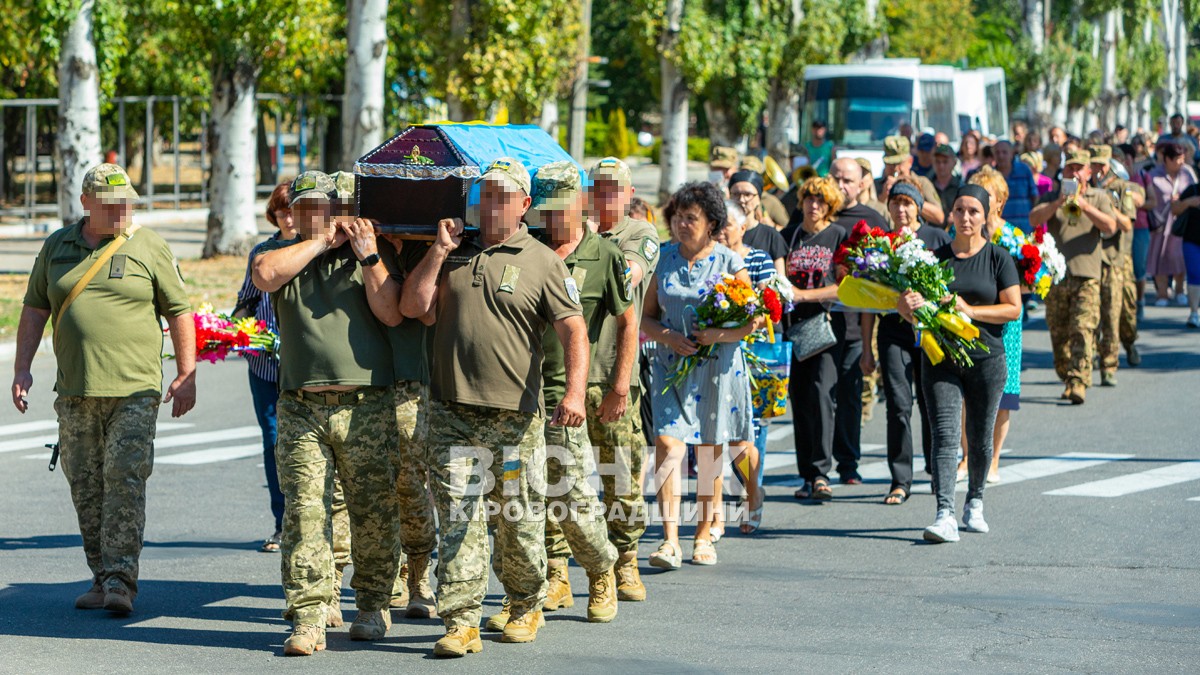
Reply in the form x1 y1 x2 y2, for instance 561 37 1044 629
803 76 914 148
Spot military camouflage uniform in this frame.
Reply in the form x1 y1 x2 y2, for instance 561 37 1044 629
1095 170 1141 376
390 379 437 598
55 396 159 595
428 401 548 628
276 388 399 626
1046 277 1102 386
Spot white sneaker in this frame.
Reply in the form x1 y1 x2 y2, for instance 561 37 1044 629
923 510 960 543
1187 312 1200 328
1176 294 1190 307
1155 298 1170 308
962 498 989 533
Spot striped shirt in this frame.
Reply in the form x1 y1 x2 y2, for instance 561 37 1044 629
235 236 284 383
744 247 776 285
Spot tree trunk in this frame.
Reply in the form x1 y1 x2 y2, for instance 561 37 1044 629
56 0 102 226
446 0 471 121
1023 0 1049 130
1099 11 1118 132
539 98 559 140
766 0 802 165
343 0 388 169
704 100 743 149
1138 18 1155 133
1172 5 1188 117
658 0 688 202
204 58 260 258
852 0 888 61
1160 0 1180 122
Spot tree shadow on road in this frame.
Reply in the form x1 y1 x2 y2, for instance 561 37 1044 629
0 534 261 552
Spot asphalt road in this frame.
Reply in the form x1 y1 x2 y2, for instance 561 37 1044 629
2 304 1199 673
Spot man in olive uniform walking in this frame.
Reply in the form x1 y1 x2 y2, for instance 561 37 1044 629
1030 150 1118 404
401 158 589 657
1089 145 1144 385
13 163 196 614
253 171 402 655
586 157 659 602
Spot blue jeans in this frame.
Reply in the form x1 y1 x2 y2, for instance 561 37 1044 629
1132 229 1150 282
248 370 284 532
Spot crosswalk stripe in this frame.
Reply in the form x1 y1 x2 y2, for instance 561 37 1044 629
1188 496 1200 502
766 426 792 441
0 420 61 438
156 443 262 466
152 426 260 450
1044 461 1200 498
0 422 194 454
1000 452 1133 485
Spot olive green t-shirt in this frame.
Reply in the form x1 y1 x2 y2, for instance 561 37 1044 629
24 220 192 397
590 216 660 387
262 238 394 391
1041 188 1116 280
429 225 582 415
541 228 632 409
1095 175 1141 263
382 238 431 385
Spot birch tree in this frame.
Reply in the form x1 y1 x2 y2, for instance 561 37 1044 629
56 0 103 226
658 0 688 201
343 0 388 169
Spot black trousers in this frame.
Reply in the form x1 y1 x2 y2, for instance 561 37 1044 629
788 313 845 483
878 335 932 492
833 334 863 476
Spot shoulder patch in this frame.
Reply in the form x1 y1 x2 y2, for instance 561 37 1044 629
622 265 633 301
641 238 659 261
564 277 581 304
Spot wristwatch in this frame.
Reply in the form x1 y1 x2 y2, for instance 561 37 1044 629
361 253 381 267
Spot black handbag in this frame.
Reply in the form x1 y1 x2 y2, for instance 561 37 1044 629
786 312 837 362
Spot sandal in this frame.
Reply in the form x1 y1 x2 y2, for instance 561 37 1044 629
883 488 909 506
740 506 764 535
648 540 682 570
709 526 725 544
260 531 282 553
812 478 833 501
691 539 718 566
793 482 812 500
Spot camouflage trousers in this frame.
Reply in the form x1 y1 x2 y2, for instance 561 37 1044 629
1119 255 1139 351
276 387 399 626
582 385 648 554
1098 260 1130 375
54 395 159 595
541 422 619 575
1045 276 1102 388
427 400 546 629
390 380 437 597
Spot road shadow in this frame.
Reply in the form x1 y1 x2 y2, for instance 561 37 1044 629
0 535 261 552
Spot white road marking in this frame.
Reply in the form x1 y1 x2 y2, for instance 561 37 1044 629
156 444 262 466
1045 461 1200 498
0 422 193 454
0 420 61 438
1000 452 1133 485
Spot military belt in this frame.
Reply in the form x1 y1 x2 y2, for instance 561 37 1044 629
292 387 381 406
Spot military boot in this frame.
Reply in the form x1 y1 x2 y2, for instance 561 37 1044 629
405 553 437 619
432 626 482 658
586 568 618 623
75 582 105 610
327 566 345 627
543 558 574 611
1068 380 1086 405
500 609 545 643
484 596 510 632
390 561 410 610
349 608 391 641
102 581 134 614
614 551 646 602
283 623 326 656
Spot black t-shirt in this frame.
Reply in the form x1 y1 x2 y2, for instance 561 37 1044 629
743 223 788 262
833 203 888 233
1177 184 1200 245
878 226 953 346
785 223 847 320
933 241 1020 362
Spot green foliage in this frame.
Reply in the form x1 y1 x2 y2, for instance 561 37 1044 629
884 0 975 64
604 108 632 158
1066 29 1101 110
0 0 128 101
590 0 659 126
648 136 709 164
965 8 1037 112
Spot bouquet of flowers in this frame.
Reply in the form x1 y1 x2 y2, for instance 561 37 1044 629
991 223 1065 298
166 303 279 363
834 221 988 367
663 273 768 392
742 275 794 418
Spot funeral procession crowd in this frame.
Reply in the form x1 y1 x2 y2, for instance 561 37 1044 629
11 114 1198 658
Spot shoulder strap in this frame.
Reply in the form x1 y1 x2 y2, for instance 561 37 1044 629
54 223 143 334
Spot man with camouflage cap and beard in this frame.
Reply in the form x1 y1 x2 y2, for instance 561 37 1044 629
487 161 631 629
401 157 589 657
14 163 196 615
253 171 403 655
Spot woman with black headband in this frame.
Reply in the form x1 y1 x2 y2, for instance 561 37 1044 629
897 184 1022 543
729 170 788 279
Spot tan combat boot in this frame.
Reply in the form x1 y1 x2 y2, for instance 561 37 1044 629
102 581 134 614
405 553 437 619
328 566 345 627
484 596 510 632
1068 381 1086 405
586 568 618 623
500 609 545 643
390 561 410 610
432 626 482 658
614 551 646 602
283 623 326 656
75 582 105 610
349 608 392 641
543 558 574 611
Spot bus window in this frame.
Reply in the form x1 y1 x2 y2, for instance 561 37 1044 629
986 82 1005 137
802 76 913 147
920 81 955 136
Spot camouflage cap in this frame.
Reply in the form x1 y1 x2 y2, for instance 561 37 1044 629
329 170 356 200
82 163 138 199
739 155 766 174
477 157 531 196
854 157 873 175
588 156 633 188
710 145 738 169
1089 144 1113 163
288 171 336 206
883 136 912 164
934 143 956 157
531 161 583 212
1064 149 1091 167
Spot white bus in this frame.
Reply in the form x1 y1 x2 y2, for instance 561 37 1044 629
801 59 1008 176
